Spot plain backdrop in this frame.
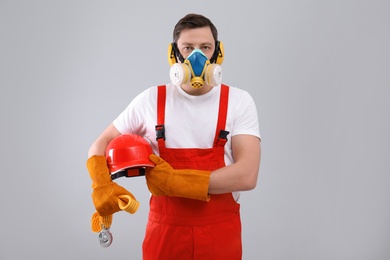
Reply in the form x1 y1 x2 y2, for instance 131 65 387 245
0 0 389 259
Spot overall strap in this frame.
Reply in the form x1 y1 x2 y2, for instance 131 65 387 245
156 85 166 149
156 84 230 149
213 84 230 147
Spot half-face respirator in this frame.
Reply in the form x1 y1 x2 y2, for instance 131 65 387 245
168 41 224 88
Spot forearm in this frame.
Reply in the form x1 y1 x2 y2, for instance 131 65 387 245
88 139 110 157
208 135 261 194
88 123 121 158
208 161 260 194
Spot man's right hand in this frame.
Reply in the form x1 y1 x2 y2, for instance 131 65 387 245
87 155 140 216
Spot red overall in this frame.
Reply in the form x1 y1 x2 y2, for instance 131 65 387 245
142 85 242 260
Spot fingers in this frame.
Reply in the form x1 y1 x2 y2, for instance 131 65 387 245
91 212 101 232
91 212 113 232
149 154 163 164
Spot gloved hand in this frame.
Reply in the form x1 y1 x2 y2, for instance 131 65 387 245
145 154 211 201
87 155 140 224
91 212 112 232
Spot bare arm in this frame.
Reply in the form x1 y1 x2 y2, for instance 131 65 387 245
88 123 121 158
208 134 261 194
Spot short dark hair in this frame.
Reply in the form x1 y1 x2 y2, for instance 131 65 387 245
173 13 218 42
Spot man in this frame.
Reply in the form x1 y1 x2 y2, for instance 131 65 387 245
87 13 261 259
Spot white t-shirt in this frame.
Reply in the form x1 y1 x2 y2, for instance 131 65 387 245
113 83 261 199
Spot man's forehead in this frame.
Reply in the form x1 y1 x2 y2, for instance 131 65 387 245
177 27 214 43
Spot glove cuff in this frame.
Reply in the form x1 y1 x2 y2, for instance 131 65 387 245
169 170 211 201
87 155 112 189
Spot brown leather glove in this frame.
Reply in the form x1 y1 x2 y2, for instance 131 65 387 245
91 212 112 232
145 154 211 201
87 155 140 231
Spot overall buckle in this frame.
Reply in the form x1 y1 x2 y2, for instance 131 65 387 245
155 124 166 140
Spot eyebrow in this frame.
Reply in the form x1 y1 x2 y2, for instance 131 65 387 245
180 42 214 47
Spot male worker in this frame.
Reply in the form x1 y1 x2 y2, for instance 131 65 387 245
87 13 261 259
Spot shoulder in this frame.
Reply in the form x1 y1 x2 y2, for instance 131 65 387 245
146 84 177 96
132 85 164 104
133 83 180 106
224 84 256 105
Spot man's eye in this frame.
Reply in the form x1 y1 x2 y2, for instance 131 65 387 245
201 46 213 52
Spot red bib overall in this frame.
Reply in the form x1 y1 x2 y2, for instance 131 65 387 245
142 85 242 260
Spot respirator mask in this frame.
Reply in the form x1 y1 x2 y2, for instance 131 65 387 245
168 41 224 89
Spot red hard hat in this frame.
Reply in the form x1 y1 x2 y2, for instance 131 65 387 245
106 134 154 173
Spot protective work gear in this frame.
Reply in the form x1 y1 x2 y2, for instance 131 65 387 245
145 154 211 201
106 134 154 175
169 49 223 89
87 155 140 232
142 85 242 260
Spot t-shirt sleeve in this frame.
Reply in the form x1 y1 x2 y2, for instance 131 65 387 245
112 88 154 135
231 90 261 140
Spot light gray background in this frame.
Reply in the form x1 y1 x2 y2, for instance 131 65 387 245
0 0 389 259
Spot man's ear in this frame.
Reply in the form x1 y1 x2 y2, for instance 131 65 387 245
167 42 184 66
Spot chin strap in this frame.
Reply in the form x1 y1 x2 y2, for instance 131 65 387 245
110 168 146 180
